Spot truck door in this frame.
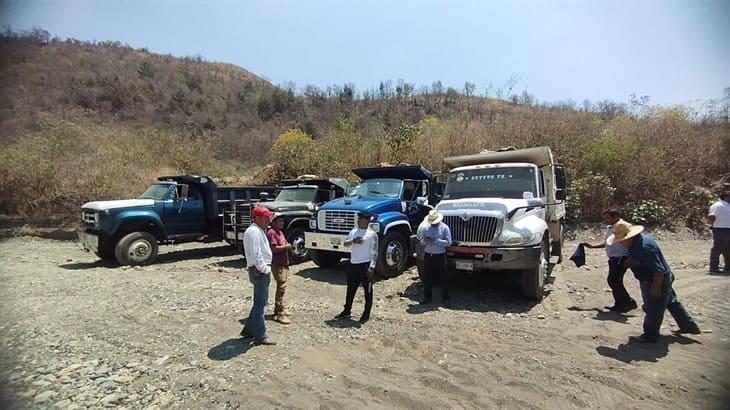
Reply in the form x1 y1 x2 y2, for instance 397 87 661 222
164 184 206 236
403 180 430 228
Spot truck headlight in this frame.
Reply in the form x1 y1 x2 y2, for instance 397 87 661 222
309 219 317 229
368 222 380 233
503 232 538 246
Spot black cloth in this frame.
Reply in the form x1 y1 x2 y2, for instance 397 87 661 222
607 257 634 307
343 262 373 316
710 227 730 270
570 244 586 267
422 253 449 300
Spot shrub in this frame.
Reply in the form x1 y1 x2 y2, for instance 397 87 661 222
566 172 616 222
269 128 316 178
626 200 673 229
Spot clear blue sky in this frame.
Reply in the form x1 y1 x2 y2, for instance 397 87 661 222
1 0 728 105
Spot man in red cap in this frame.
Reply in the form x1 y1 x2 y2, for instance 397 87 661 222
240 206 277 346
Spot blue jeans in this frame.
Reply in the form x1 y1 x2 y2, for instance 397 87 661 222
639 272 698 340
246 272 270 340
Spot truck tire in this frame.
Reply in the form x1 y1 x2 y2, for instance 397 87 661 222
521 237 549 300
114 231 159 266
309 250 341 268
376 231 409 278
286 227 308 265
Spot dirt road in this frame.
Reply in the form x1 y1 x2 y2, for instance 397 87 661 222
0 235 728 409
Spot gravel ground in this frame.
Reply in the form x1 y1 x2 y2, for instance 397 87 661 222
0 235 728 409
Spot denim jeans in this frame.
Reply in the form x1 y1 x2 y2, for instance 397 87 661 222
246 272 270 340
639 272 698 340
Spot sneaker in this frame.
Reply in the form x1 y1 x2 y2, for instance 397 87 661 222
709 268 722 274
616 300 638 313
359 313 370 324
253 338 277 346
671 327 701 335
335 310 351 319
274 315 291 325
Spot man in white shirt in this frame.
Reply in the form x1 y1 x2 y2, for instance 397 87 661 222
583 208 638 313
240 206 277 346
708 185 730 273
335 212 378 324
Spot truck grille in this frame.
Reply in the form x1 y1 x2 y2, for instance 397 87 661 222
319 210 357 233
443 215 500 244
82 210 98 227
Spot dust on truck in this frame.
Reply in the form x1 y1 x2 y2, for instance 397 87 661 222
434 147 567 300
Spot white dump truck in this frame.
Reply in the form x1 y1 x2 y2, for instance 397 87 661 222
432 146 566 300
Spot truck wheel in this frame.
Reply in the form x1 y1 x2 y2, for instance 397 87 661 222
521 237 549 300
286 227 308 265
376 231 409 278
309 250 341 268
114 232 159 266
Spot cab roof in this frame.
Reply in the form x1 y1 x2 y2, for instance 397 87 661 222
444 146 554 168
351 165 434 181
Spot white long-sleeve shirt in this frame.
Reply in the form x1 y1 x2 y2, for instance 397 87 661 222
344 227 378 269
243 223 272 274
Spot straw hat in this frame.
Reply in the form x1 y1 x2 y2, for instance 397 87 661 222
426 209 444 225
606 221 644 245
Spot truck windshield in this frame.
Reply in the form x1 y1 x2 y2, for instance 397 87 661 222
443 167 538 200
350 178 403 198
140 184 173 200
275 188 316 202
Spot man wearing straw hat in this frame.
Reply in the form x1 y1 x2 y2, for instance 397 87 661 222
607 221 701 343
416 209 453 307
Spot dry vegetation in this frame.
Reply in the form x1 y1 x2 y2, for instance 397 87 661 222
0 29 728 227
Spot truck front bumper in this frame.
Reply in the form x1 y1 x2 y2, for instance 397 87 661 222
305 232 351 253
78 231 100 252
445 245 542 271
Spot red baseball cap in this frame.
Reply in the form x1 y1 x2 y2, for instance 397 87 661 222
251 206 274 219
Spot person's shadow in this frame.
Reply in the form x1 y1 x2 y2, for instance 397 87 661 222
324 317 362 329
596 335 700 363
207 338 255 361
567 306 635 324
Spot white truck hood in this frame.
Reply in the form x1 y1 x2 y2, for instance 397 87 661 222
82 199 155 211
436 198 532 217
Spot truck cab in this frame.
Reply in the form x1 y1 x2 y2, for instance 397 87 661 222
431 147 567 300
79 175 277 266
305 165 441 277
224 178 349 264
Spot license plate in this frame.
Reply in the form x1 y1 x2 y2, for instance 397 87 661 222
455 260 473 271
329 237 341 245
79 232 98 251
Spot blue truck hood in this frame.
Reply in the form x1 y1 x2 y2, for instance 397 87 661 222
319 196 402 215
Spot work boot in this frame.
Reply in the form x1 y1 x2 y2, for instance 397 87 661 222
253 338 277 346
359 312 370 324
274 314 291 325
335 310 351 319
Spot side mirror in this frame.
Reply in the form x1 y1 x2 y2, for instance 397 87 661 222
416 196 428 206
555 165 567 190
556 189 566 201
179 184 189 200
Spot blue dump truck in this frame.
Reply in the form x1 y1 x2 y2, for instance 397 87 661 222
223 177 350 264
79 175 277 266
304 165 442 277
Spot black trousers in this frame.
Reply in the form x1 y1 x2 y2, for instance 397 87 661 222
422 253 449 300
607 257 634 307
344 262 373 315
710 228 730 270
